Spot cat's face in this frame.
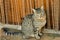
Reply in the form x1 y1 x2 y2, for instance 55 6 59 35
32 6 46 20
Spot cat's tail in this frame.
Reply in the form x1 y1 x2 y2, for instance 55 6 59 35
2 27 24 36
0 23 22 30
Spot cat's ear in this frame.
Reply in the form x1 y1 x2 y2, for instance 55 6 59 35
41 6 44 10
32 9 36 13
41 6 45 14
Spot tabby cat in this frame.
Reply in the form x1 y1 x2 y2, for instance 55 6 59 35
21 6 46 39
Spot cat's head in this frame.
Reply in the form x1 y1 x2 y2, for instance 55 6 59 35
32 6 46 20
32 6 45 16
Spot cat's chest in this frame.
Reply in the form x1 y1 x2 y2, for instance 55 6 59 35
34 20 46 24
33 18 46 26
33 17 46 22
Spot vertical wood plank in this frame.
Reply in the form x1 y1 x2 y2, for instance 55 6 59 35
18 0 22 23
0 0 1 22
17 0 21 24
50 0 54 29
4 0 9 24
37 0 41 8
46 0 51 29
29 0 35 14
7 0 12 24
14 0 18 24
0 0 5 23
44 0 46 9
54 0 59 30
19 0 26 19
22 0 26 17
35 0 38 8
10 0 15 24
14 0 21 24
25 0 30 15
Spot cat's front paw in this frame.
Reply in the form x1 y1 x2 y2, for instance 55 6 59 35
35 35 40 39
38 33 42 36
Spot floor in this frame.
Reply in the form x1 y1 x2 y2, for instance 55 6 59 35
0 34 60 40
0 30 60 40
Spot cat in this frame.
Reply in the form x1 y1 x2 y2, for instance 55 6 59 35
1 6 46 40
21 6 46 39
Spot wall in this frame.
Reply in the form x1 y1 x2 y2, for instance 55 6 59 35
0 0 60 30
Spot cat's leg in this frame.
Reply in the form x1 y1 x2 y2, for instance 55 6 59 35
38 30 42 36
38 27 44 36
34 31 40 39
